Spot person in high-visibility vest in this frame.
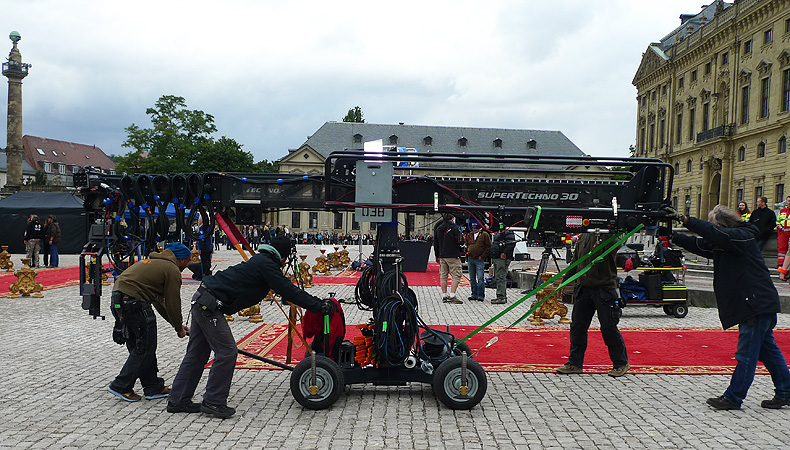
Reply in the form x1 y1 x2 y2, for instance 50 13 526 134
562 233 575 263
737 201 751 222
777 196 790 268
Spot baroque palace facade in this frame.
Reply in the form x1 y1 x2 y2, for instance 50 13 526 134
633 0 790 216
274 121 586 236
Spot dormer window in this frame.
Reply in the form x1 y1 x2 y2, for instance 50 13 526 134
458 137 468 148
493 138 503 149
389 135 398 145
58 164 65 174
423 136 432 146
353 133 362 144
527 139 537 150
44 162 52 173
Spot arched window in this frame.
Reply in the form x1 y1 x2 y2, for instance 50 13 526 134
738 146 746 161
389 135 398 145
674 162 680 174
527 139 537 150
687 159 692 173
458 137 468 148
423 136 432 146
353 133 362 144
779 136 787 154
758 141 766 158
493 138 503 148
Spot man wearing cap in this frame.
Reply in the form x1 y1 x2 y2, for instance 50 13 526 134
108 242 193 403
167 236 332 418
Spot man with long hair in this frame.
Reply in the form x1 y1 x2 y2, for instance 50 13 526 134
669 204 790 410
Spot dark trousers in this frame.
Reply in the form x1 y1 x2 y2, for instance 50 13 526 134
42 242 50 267
169 295 238 406
567 285 628 368
109 301 165 396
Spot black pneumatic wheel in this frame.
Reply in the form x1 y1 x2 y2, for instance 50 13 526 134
452 340 473 358
290 355 344 410
432 356 487 410
663 305 674 315
672 303 689 318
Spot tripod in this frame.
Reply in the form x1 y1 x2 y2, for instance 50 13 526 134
528 247 563 292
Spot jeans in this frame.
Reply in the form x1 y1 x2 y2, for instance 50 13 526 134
109 301 165 396
49 243 59 267
493 258 511 300
567 285 628 368
169 295 238 406
724 313 790 405
468 258 486 299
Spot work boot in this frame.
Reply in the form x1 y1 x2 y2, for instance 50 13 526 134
761 397 790 409
201 400 236 418
706 396 740 410
608 364 630 378
491 298 507 304
555 363 583 374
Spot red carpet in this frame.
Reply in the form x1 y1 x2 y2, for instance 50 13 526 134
228 324 790 375
0 266 81 297
313 262 469 287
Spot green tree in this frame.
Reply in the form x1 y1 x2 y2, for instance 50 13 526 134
116 95 218 173
252 159 279 173
32 169 47 185
342 106 364 123
193 136 254 172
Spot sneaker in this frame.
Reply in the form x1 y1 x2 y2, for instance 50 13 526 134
706 395 740 410
448 297 463 304
201 400 236 418
473 296 485 302
608 364 630 378
761 397 790 409
441 294 450 303
468 296 476 301
108 386 142 402
555 363 583 374
167 401 202 413
491 298 507 304
145 387 171 400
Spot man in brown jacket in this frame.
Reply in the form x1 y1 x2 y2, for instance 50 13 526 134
466 220 491 301
108 243 192 402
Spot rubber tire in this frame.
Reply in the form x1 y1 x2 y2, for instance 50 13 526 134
452 340 473 358
432 356 487 410
672 304 688 318
290 355 344 410
663 305 674 315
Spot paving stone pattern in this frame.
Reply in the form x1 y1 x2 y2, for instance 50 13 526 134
1 246 789 449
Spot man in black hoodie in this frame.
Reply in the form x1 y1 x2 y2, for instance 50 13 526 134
671 204 790 410
748 196 777 250
167 237 332 418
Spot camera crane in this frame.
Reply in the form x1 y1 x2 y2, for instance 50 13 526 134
75 151 674 410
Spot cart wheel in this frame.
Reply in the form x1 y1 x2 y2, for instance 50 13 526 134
432 356 487 410
290 355 344 410
672 304 688 318
663 305 674 315
452 340 473 358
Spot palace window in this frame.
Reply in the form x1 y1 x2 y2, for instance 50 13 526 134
291 212 301 229
676 113 683 144
691 70 698 82
703 102 710 132
745 40 752 54
738 146 746 161
722 52 729 65
761 77 770 118
334 212 343 229
687 159 692 173
758 142 766 158
764 28 773 45
309 212 318 229
780 136 787 154
742 85 750 124
782 69 790 112
688 108 695 142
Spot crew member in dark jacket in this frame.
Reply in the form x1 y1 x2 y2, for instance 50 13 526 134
44 214 61 268
167 237 331 418
23 214 45 268
433 214 463 304
490 228 516 304
108 243 192 402
671 205 790 410
748 196 777 250
556 233 629 377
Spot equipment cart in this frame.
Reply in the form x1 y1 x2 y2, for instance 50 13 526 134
618 244 689 318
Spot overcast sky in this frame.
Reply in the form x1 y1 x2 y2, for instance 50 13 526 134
3 0 704 162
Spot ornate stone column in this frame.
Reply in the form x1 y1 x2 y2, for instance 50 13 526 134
720 154 731 208
3 31 31 187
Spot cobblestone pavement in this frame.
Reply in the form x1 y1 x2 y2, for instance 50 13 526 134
1 246 789 449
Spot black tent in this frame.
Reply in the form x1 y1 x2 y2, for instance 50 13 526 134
0 192 88 254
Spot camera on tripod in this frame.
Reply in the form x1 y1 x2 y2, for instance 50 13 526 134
541 234 566 249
